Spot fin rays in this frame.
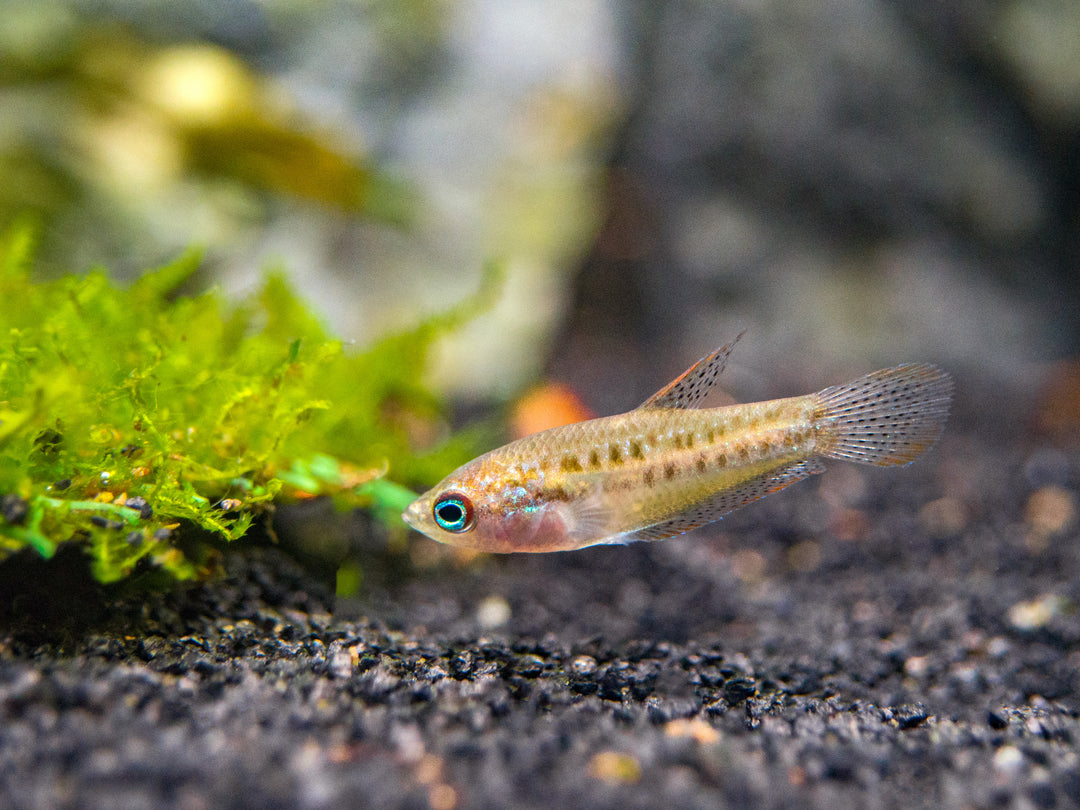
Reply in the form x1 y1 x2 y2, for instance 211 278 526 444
404 335 953 553
638 331 744 411
621 458 825 543
814 363 953 467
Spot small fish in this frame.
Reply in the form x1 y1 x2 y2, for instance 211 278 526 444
403 334 953 553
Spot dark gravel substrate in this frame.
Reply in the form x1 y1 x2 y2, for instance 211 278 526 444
2 386 1080 810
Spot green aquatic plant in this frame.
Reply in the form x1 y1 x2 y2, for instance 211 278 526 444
0 223 497 583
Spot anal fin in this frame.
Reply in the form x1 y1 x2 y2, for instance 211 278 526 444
625 458 825 543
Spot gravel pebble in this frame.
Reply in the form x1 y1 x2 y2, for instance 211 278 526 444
1 406 1079 809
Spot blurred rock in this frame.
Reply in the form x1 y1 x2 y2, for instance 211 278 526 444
553 0 1079 409
993 0 1080 125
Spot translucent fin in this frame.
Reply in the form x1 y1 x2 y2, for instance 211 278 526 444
638 331 745 410
559 491 616 546
814 363 953 467
621 458 825 543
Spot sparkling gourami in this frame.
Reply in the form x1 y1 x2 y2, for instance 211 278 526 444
403 335 953 552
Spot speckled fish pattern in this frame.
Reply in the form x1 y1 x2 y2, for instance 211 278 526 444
404 334 953 553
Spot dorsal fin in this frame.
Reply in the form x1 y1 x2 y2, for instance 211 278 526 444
638 331 745 410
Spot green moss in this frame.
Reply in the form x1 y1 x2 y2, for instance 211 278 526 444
0 222 498 583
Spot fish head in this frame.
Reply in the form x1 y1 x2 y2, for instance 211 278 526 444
402 454 600 553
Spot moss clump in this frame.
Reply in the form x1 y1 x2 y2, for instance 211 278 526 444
0 223 496 583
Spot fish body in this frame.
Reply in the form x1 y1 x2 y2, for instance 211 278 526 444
403 335 953 553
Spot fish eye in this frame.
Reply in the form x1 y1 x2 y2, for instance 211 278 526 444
433 492 475 533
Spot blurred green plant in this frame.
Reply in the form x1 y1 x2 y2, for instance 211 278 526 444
0 222 498 583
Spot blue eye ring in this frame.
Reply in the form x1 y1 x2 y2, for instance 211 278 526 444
433 492 475 533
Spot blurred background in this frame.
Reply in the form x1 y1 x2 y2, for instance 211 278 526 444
2 0 1078 421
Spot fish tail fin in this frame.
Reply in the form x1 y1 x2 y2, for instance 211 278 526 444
813 363 953 467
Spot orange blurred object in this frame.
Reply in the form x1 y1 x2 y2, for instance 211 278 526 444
1035 358 1080 440
510 382 594 439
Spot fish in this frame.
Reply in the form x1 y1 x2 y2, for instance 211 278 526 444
402 333 953 553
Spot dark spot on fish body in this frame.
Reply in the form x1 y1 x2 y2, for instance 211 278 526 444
544 485 572 502
629 441 644 460
738 445 751 462
716 453 728 468
603 476 634 493
673 434 683 450
705 429 715 445
588 449 602 469
695 455 707 473
609 445 622 465
685 433 694 449
791 427 807 444
561 455 583 473
664 463 677 480
642 468 655 487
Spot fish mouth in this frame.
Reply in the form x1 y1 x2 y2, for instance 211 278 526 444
401 499 424 530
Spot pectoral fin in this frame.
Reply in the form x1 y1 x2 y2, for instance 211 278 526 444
558 490 616 547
